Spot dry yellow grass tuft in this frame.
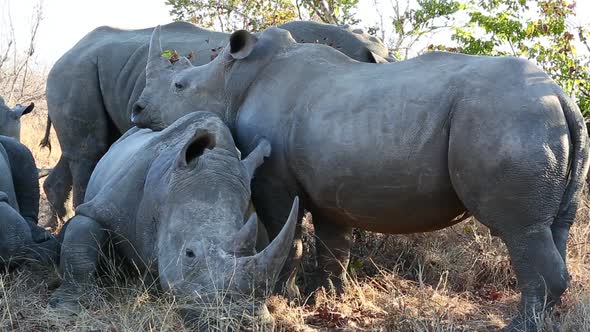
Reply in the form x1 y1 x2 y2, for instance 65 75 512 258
3 101 590 331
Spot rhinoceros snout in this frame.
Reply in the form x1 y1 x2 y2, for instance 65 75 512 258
132 101 145 117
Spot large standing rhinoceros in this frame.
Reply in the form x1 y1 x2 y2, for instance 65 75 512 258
0 96 34 140
49 111 299 328
0 136 59 264
137 28 589 331
41 21 392 221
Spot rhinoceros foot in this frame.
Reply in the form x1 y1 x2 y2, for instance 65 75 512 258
274 275 301 303
501 311 558 332
48 285 85 315
30 224 53 243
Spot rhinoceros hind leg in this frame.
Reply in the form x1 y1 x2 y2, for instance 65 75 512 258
49 215 106 312
498 227 567 331
310 218 353 294
43 156 72 223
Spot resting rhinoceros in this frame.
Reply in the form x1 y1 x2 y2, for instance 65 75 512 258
49 111 299 327
41 21 392 221
137 27 589 331
0 96 34 140
0 136 59 264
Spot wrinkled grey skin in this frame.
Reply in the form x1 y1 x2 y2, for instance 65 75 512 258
42 21 392 222
49 111 299 327
0 96 35 141
0 136 59 265
151 28 590 331
132 23 391 130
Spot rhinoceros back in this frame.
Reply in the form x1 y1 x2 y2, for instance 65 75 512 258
47 22 229 134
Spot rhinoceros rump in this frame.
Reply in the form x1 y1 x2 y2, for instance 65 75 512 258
41 21 392 223
146 27 589 331
49 112 299 327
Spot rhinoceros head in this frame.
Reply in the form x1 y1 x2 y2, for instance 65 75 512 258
132 27 225 130
152 113 298 305
0 97 34 141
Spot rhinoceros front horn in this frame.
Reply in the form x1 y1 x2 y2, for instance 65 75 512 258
146 25 170 79
237 197 299 295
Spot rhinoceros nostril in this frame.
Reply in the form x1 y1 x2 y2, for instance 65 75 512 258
132 102 145 116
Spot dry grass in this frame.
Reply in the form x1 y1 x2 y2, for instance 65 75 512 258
2 103 589 331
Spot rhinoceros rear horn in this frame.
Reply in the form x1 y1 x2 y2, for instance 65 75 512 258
174 56 193 71
223 213 258 256
229 30 257 60
237 197 299 294
147 25 170 78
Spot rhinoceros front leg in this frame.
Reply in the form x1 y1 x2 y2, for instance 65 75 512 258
69 158 99 208
250 177 304 300
43 156 73 225
311 218 353 294
49 215 106 313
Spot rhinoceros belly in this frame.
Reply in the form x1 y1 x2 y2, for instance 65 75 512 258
290 91 466 233
309 175 466 233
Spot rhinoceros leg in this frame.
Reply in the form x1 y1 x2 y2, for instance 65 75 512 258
43 156 72 221
250 177 304 299
448 110 571 331
311 218 353 294
499 228 567 331
49 215 106 313
69 158 98 208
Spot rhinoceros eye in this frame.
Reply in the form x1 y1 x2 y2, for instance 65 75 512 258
174 82 184 91
185 248 196 258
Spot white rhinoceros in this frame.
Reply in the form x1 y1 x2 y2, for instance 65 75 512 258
137 27 589 331
50 111 298 329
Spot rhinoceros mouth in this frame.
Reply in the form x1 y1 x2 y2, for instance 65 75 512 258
162 197 300 299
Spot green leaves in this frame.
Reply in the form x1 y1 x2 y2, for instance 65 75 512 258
165 0 358 32
440 0 589 115
164 0 589 116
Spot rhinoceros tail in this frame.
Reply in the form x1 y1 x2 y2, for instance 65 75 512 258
552 91 590 258
39 114 52 153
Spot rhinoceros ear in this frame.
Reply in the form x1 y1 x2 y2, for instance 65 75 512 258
178 130 216 167
366 49 389 64
241 138 271 181
229 30 257 60
13 102 34 117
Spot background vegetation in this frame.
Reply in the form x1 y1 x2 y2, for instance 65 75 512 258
166 0 590 115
